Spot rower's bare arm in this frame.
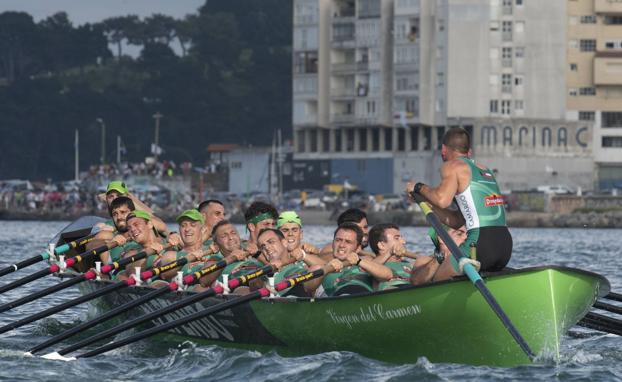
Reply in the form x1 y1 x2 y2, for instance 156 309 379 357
430 206 465 229
127 192 154 214
410 256 438 285
420 162 460 209
358 257 393 281
292 248 326 267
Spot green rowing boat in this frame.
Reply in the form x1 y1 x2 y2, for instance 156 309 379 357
81 265 608 367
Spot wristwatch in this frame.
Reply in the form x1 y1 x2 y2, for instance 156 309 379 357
413 182 425 194
433 250 444 265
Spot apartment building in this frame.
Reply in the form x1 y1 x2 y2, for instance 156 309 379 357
292 0 597 194
567 0 622 191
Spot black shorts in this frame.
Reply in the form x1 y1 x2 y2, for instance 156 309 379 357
460 226 513 272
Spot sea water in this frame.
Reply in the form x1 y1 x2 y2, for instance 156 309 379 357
0 221 620 381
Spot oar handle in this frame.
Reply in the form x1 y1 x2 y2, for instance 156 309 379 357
54 233 97 255
141 256 189 280
64 240 120 268
101 250 151 274
182 256 235 285
272 261 345 292
227 264 274 289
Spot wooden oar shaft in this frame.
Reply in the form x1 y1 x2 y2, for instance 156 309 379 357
28 283 173 355
578 315 622 336
0 279 131 335
59 285 223 356
413 196 536 361
604 292 622 304
0 272 96 314
78 288 268 358
54 233 97 255
0 252 51 278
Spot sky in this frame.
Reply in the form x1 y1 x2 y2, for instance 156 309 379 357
0 0 205 25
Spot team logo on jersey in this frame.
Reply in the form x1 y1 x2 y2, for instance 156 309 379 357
479 169 494 179
484 194 505 207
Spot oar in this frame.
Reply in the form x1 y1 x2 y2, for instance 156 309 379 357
140 257 190 280
593 300 622 316
48 264 274 357
411 194 536 361
0 250 154 334
28 256 237 355
54 233 97 255
75 263 333 359
578 312 622 336
0 233 98 280
603 292 622 304
0 240 122 298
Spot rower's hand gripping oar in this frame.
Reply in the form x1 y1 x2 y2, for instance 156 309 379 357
45 263 274 358
0 237 124 297
0 233 97 280
29 254 238 355
411 192 536 361
75 262 337 359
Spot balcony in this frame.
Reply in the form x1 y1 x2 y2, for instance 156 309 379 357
356 61 369 71
594 56 622 85
331 62 356 73
595 0 622 14
330 113 356 124
331 87 356 98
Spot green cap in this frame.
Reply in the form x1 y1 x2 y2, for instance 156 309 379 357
106 181 129 194
126 210 151 222
277 210 302 228
176 209 205 224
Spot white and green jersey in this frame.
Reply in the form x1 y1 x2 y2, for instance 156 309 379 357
455 157 507 231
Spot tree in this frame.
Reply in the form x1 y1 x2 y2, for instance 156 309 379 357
100 15 140 58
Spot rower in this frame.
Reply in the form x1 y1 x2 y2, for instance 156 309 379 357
96 180 180 245
97 196 135 266
195 220 262 293
368 223 427 290
317 223 392 297
319 208 374 260
410 225 468 285
156 209 210 281
256 228 329 297
244 201 278 258
406 127 512 273
197 199 226 248
277 210 319 257
116 211 169 281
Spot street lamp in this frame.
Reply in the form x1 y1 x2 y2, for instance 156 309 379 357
153 112 163 161
96 118 106 164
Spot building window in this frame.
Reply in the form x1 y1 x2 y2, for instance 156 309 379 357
516 0 523 6
371 128 380 151
502 47 512 67
515 47 525 58
502 74 512 93
570 63 578 71
436 72 444 87
359 129 368 151
490 100 499 113
580 15 597 24
502 21 512 41
604 16 622 25
502 0 512 15
602 112 622 127
569 88 578 96
580 39 596 52
490 21 499 31
579 87 596 96
578 111 595 121
501 100 511 115
602 137 622 147
294 51 318 74
366 100 376 115
515 100 524 110
514 75 524 86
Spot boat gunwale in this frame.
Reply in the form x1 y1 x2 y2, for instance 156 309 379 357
68 264 611 303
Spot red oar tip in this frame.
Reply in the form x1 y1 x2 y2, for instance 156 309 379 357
64 258 76 267
101 265 113 274
168 282 178 291
259 288 270 297
274 281 289 291
126 277 137 286
182 275 195 285
140 271 153 280
213 284 224 294
49 264 60 273
228 278 240 289
84 271 97 280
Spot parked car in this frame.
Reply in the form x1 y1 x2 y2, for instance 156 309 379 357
536 185 574 195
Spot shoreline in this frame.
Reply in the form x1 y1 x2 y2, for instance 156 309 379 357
1 209 620 228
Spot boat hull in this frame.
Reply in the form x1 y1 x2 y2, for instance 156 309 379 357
80 266 608 366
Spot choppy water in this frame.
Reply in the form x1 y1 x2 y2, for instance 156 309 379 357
0 221 620 381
